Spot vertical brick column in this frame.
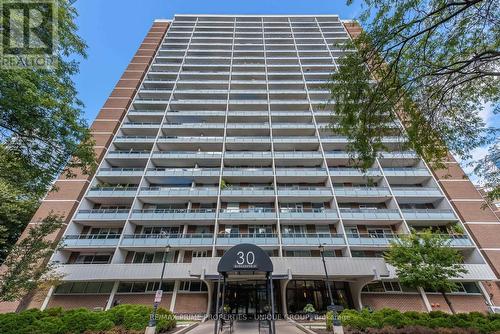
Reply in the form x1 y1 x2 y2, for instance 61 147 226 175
0 20 170 313
433 155 500 278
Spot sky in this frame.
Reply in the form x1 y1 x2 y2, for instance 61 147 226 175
71 0 496 184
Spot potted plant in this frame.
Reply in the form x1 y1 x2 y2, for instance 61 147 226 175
303 303 316 320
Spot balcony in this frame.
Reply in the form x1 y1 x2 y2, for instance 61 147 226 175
401 209 458 221
383 167 431 177
216 233 279 246
339 208 401 221
157 136 223 144
146 167 220 178
86 187 138 198
391 187 443 197
279 208 339 222
73 209 130 222
139 186 219 198
281 233 345 246
222 167 274 178
220 186 275 199
114 136 156 143
130 208 217 222
347 233 398 246
334 187 391 197
275 168 328 178
273 151 323 159
277 186 333 199
218 208 277 221
97 168 144 177
62 234 121 248
328 168 382 177
107 150 151 159
121 233 214 247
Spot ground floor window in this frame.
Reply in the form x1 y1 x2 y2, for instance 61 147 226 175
286 280 352 313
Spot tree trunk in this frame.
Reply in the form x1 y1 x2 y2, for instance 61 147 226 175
441 291 455 314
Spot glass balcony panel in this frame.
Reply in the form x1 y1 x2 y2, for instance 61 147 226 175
281 233 345 245
216 233 279 245
74 209 130 221
401 209 457 221
63 234 120 247
339 208 401 220
121 233 214 247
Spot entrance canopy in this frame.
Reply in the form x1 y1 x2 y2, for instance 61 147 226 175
217 243 273 273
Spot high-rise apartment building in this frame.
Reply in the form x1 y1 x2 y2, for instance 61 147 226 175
7 15 500 316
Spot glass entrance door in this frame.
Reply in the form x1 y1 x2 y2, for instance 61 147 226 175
217 280 280 319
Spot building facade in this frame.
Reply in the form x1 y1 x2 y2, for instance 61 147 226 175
10 15 500 316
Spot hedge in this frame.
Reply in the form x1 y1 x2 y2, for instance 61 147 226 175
336 309 500 334
0 304 176 334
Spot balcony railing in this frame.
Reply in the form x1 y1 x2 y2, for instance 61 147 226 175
401 209 457 220
139 187 219 197
121 233 214 246
216 233 279 245
218 208 276 220
334 187 391 197
87 187 138 196
279 208 339 220
281 233 345 245
347 233 472 247
130 208 217 222
391 187 442 196
74 209 130 221
339 208 401 220
63 234 121 247
383 167 431 177
328 167 381 176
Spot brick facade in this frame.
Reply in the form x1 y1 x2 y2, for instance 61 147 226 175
361 293 427 312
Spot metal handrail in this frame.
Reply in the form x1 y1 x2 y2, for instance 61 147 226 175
99 168 144 172
89 187 138 192
220 208 275 213
133 208 216 214
123 233 214 239
339 208 399 213
279 208 335 213
64 234 121 240
217 233 278 238
78 209 130 214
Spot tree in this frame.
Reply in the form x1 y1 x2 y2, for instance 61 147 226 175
328 0 499 171
474 139 500 203
0 0 95 261
384 231 468 314
0 215 63 302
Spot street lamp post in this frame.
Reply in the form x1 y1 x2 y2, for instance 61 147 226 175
319 244 341 327
148 244 171 328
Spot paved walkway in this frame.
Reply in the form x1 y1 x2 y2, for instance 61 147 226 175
185 320 306 334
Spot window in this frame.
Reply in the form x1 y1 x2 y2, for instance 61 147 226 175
192 250 208 258
142 226 180 235
284 250 311 257
131 251 175 264
179 281 208 292
55 282 113 294
75 254 111 264
363 281 402 293
117 281 175 293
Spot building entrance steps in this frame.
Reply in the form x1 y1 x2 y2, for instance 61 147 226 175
184 319 305 334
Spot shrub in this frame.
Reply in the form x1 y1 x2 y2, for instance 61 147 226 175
326 311 334 331
0 304 176 334
340 309 500 334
